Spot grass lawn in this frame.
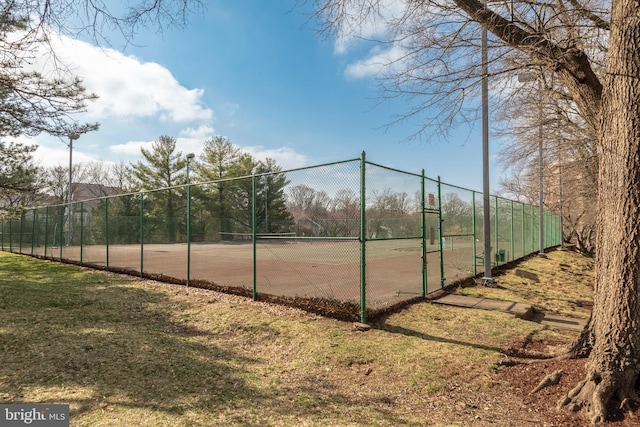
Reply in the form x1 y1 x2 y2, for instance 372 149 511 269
457 248 594 319
0 249 592 426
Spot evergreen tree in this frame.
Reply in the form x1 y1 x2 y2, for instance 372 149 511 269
0 141 42 218
192 138 294 239
130 136 187 243
194 136 241 239
224 156 294 235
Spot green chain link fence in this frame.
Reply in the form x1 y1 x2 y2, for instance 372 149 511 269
0 152 561 323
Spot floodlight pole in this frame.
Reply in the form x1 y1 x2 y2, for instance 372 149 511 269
481 11 493 284
186 153 194 184
67 132 79 246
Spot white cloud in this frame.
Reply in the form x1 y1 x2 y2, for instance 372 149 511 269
180 125 216 139
109 140 155 156
26 140 102 168
175 137 205 157
109 136 205 161
9 28 315 181
242 145 309 170
36 33 214 123
333 0 406 55
6 28 220 170
329 1 411 81
344 44 407 79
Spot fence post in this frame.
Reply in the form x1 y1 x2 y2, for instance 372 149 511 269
531 204 535 254
44 207 49 257
557 211 561 246
554 211 558 247
421 169 427 297
549 211 558 246
437 177 445 288
472 191 477 276
105 198 109 269
521 203 525 258
545 210 550 247
252 174 258 301
31 209 36 256
510 200 514 262
494 196 498 265
187 183 192 287
140 194 144 277
80 202 84 265
19 211 24 254
8 217 12 253
1 220 4 251
551 211 554 247
59 206 63 260
360 151 367 323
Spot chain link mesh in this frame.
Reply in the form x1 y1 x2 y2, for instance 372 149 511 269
1 156 562 321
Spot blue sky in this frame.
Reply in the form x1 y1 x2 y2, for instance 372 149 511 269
20 1 503 193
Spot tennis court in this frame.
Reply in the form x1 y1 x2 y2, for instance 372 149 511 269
1 154 561 322
34 238 446 305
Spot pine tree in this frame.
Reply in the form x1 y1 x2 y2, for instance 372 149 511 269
130 136 187 243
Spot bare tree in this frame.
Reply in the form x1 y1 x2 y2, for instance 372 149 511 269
497 77 599 254
40 160 124 206
287 184 329 215
109 161 135 192
311 0 640 422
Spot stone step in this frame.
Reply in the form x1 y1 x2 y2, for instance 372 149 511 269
431 294 552 325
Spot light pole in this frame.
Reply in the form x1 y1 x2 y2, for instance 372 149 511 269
518 71 546 257
67 132 79 246
481 8 493 285
186 153 195 287
186 153 195 185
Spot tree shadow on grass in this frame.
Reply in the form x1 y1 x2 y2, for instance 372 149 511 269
378 323 509 353
0 255 411 426
0 280 254 416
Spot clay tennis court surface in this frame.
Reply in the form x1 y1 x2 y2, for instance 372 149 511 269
26 238 481 316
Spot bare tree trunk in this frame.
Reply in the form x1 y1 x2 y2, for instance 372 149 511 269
558 1 640 422
565 314 594 359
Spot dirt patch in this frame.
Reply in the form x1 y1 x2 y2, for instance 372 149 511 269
498 338 640 426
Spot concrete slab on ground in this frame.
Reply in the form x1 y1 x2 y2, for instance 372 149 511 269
432 293 534 320
433 294 480 308
431 293 584 331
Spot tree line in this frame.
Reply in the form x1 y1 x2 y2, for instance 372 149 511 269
5 135 498 245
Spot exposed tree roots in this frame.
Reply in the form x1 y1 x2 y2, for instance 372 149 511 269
531 369 563 394
558 369 639 424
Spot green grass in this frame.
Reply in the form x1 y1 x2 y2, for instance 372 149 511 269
0 251 578 426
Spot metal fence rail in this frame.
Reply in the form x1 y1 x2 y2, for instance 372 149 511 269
0 152 561 323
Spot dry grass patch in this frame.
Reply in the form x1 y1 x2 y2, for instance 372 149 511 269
0 252 579 426
457 247 594 319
